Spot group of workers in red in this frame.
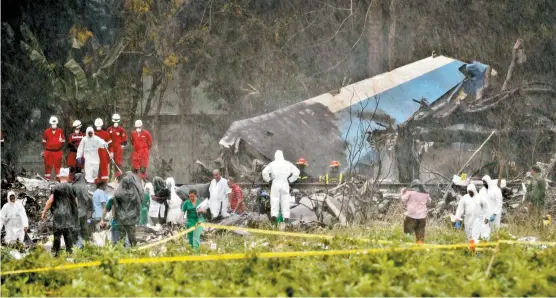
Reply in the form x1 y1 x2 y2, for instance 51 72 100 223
42 114 153 182
294 158 343 184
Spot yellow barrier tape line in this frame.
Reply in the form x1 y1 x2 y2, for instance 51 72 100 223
137 226 196 251
201 223 392 244
1 261 101 276
499 240 556 246
1 242 498 276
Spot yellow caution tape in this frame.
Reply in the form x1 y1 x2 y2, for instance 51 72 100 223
498 239 556 246
2 223 555 277
137 226 196 251
201 223 392 244
1 261 101 276
1 242 499 276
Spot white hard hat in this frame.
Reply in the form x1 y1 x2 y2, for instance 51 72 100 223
49 116 58 125
134 120 143 128
94 118 103 127
112 114 121 123
72 120 82 128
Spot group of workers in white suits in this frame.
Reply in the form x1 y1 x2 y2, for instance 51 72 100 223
455 175 504 243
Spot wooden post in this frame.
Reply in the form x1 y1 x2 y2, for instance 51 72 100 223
441 131 496 201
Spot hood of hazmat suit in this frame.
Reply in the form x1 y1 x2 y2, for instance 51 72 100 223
0 191 29 243
481 175 503 215
409 179 427 193
166 177 184 224
72 173 92 218
261 150 300 219
114 172 143 225
51 183 79 230
455 184 489 242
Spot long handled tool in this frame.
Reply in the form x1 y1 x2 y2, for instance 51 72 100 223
104 146 123 174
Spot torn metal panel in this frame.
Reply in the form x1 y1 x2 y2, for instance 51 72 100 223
220 56 469 177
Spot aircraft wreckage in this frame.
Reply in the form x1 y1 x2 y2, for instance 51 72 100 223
218 53 556 183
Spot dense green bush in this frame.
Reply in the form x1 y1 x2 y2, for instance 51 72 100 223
2 224 555 296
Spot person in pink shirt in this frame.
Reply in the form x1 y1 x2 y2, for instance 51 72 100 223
401 179 431 244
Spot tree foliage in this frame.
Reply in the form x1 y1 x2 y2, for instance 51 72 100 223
2 0 555 167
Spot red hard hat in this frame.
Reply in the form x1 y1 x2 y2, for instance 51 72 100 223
329 160 340 167
296 158 308 166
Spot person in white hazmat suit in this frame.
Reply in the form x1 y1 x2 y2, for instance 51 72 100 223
209 170 230 219
455 184 490 243
479 175 503 236
76 127 108 183
0 191 29 244
262 150 300 222
165 177 184 225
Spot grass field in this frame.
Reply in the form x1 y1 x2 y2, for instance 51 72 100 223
1 221 555 296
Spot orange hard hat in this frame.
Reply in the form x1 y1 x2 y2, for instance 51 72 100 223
296 158 308 166
329 160 340 167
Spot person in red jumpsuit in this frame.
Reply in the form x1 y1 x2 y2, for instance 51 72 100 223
67 120 85 176
94 118 112 183
42 116 66 181
131 120 152 180
107 114 127 177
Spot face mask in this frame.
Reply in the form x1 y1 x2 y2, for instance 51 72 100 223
136 128 142 133
74 129 80 134
96 126 101 130
51 124 57 129
114 122 119 127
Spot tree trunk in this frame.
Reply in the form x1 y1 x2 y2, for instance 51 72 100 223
367 0 384 77
395 126 419 183
387 0 397 70
501 39 523 92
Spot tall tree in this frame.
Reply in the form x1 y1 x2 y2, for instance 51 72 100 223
367 0 384 77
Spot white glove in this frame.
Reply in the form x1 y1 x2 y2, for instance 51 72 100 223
40 152 44 158
103 144 109 149
109 152 114 159
121 145 126 149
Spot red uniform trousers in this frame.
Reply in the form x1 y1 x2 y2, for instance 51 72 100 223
44 149 63 180
112 144 123 167
132 150 149 179
97 148 110 182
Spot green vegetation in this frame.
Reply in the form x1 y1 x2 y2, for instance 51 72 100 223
2 223 555 296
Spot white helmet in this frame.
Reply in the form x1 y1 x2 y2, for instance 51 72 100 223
94 118 103 127
72 120 82 128
49 116 58 125
134 120 143 128
112 114 121 123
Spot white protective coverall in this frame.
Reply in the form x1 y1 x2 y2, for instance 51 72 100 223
455 184 490 242
262 150 300 219
165 177 184 224
76 127 108 183
481 175 503 230
0 191 29 243
209 177 229 218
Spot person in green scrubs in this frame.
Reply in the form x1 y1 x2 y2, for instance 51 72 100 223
139 180 151 226
181 189 207 251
